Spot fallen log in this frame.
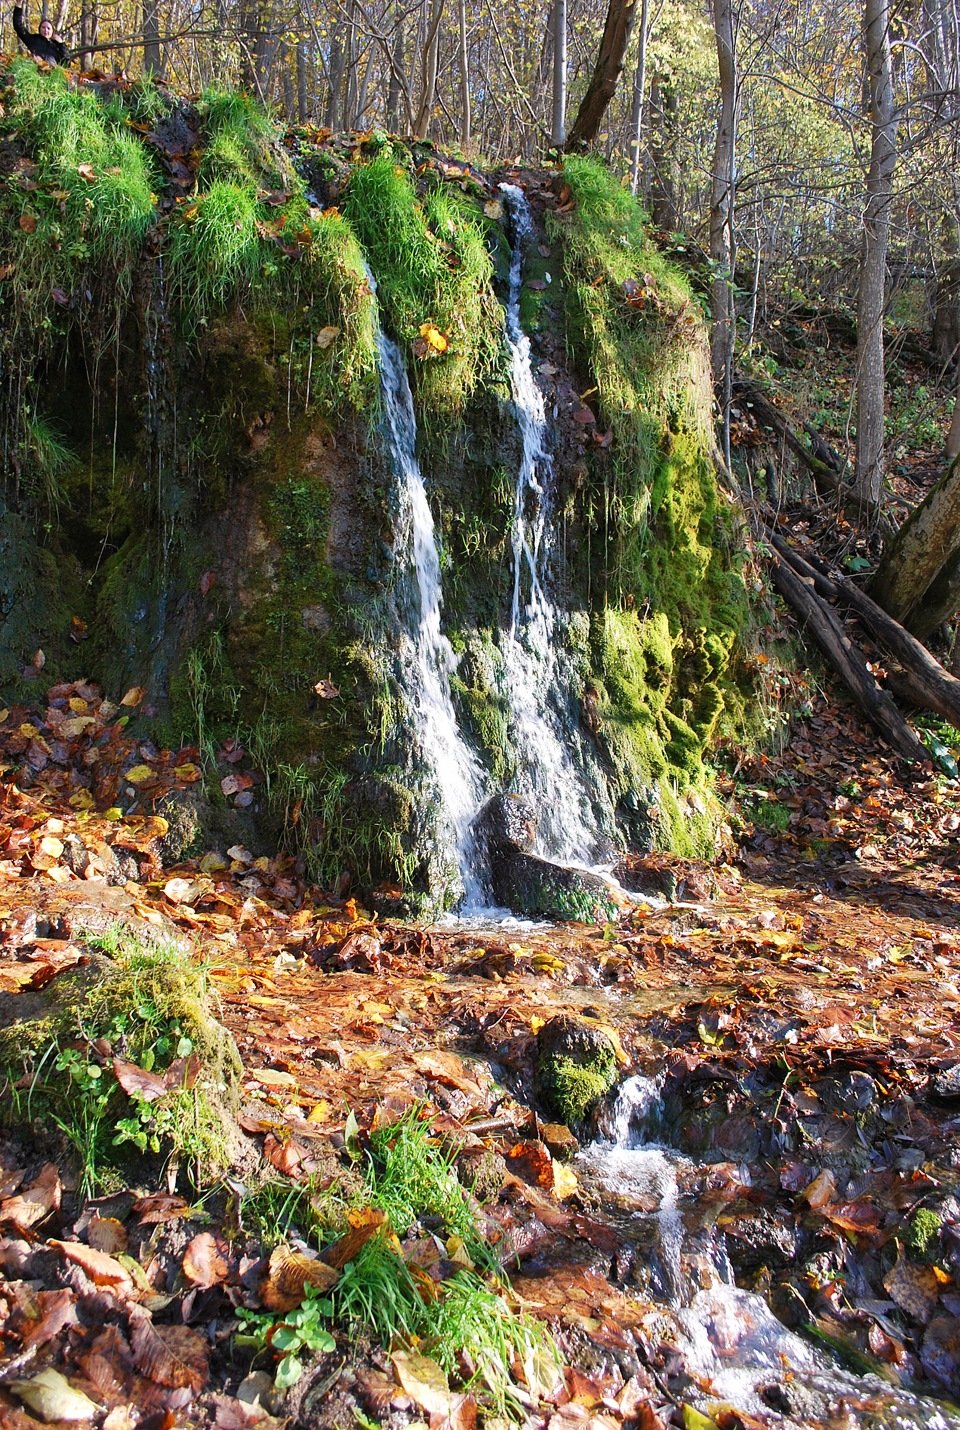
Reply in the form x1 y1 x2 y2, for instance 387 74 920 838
770 534 960 730
769 549 930 763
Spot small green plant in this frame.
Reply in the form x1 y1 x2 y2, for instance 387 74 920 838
235 1284 336 1390
0 925 240 1194
907 1206 942 1261
331 1229 424 1343
365 1107 497 1271
425 1273 561 1415
748 796 791 834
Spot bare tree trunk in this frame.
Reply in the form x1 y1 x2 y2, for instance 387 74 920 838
948 362 960 461
326 34 345 128
647 74 679 230
458 0 471 146
551 0 566 146
870 454 960 631
142 0 162 74
709 0 738 469
627 0 649 194
854 0 898 505
297 40 308 121
563 0 636 152
412 0 444 138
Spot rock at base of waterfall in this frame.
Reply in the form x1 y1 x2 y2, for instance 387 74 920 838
535 1015 619 1127
490 850 622 922
471 793 538 855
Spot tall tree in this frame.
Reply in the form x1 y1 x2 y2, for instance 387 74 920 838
709 0 739 467
564 0 636 151
552 0 567 146
854 0 898 504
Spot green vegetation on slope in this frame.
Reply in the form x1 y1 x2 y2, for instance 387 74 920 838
553 156 751 854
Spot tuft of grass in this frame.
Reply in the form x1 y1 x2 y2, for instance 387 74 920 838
344 152 501 413
0 923 241 1196
167 181 263 328
365 1107 497 1271
0 60 156 353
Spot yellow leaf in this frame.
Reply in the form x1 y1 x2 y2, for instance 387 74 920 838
39 836 64 858
19 723 39 739
391 1351 451 1418
174 762 201 781
418 320 449 353
529 1015 545 1033
552 1163 579 1199
69 789 95 810
120 686 146 707
307 1100 331 1124
104 807 123 820
316 325 340 348
125 765 154 784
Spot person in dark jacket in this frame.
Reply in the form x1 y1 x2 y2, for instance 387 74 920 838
12 6 68 62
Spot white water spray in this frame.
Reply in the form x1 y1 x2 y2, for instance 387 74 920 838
499 184 603 863
371 280 487 899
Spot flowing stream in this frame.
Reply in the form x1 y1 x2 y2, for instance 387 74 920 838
499 184 606 865
372 288 487 900
583 1076 960 1429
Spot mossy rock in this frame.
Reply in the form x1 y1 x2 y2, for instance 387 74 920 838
535 1016 618 1127
489 850 620 923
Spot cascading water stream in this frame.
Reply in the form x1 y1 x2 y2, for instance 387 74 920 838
370 278 487 901
585 1075 960 1428
498 184 604 865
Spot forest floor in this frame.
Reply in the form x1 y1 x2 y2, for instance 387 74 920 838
4 682 960 1428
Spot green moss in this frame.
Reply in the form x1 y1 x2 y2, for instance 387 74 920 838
344 152 502 414
538 1039 618 1126
907 1207 942 1261
0 925 242 1193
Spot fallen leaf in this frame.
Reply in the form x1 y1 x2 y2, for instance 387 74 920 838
48 1238 135 1295
316 325 340 348
120 686 146 707
182 1232 230 1289
8 1367 100 1422
0 1162 61 1230
260 1243 339 1311
391 1350 451 1417
129 1309 208 1392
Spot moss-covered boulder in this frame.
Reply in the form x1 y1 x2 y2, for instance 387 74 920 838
535 1015 619 1127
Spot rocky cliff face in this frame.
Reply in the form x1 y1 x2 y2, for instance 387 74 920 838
0 62 754 911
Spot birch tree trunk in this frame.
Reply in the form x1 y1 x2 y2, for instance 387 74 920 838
709 0 738 467
551 0 567 146
628 0 649 195
458 0 471 146
412 0 444 138
854 0 898 505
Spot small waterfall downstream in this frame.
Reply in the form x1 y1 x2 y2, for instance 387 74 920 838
371 291 487 900
499 184 604 864
584 1076 960 1429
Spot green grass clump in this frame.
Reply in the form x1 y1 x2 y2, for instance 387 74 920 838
344 152 501 413
167 180 263 327
364 1107 497 1271
197 89 285 190
0 923 241 1195
0 60 156 342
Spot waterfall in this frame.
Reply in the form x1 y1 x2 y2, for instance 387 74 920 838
371 288 487 901
499 184 603 864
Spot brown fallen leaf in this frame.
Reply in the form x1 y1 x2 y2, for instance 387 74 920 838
324 1207 388 1270
182 1232 230 1290
129 1309 208 1392
48 1238 135 1296
259 1243 339 1312
19 1288 79 1350
0 1162 61 1231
